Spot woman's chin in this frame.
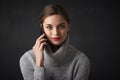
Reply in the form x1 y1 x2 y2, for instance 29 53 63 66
52 43 61 46
50 41 62 46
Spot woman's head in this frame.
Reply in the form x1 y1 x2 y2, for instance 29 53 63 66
40 4 70 25
40 4 70 45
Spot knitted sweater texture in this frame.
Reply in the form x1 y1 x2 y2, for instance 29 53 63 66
20 38 90 80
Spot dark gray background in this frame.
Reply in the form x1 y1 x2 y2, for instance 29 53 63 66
0 0 119 80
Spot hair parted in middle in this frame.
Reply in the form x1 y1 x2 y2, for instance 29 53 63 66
39 4 70 27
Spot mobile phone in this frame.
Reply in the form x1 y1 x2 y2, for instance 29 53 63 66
40 27 48 43
40 27 44 35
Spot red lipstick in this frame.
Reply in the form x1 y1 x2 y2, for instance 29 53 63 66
52 37 61 41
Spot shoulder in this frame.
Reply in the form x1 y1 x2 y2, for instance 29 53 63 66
67 45 90 78
67 44 90 66
19 49 35 66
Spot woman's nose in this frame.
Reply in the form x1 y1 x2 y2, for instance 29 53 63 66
53 28 60 36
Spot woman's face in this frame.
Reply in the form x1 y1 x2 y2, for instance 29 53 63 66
42 14 69 45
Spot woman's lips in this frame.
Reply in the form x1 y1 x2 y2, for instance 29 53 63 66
52 37 61 41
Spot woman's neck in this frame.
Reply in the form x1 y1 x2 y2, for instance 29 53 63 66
47 36 67 53
49 42 62 53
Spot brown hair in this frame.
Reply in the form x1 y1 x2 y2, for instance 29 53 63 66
39 4 70 26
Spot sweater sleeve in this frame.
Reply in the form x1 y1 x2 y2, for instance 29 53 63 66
73 53 90 80
19 51 46 80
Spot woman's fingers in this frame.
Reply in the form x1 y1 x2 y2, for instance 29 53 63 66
33 34 47 50
36 38 47 48
39 42 47 50
37 34 45 40
32 34 47 67
35 34 45 45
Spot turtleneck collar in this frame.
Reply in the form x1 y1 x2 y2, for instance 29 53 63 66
43 36 69 67
48 40 63 53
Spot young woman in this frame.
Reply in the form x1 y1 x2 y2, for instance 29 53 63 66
20 4 90 80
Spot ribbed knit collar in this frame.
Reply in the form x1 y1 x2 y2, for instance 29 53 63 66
44 36 69 67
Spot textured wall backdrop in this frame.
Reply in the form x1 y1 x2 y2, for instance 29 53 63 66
0 0 119 80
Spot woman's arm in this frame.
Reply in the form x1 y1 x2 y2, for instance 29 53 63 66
19 52 46 80
19 51 46 80
73 53 90 80
33 34 47 67
20 34 47 80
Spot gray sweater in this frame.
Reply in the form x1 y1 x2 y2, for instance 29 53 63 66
19 38 90 80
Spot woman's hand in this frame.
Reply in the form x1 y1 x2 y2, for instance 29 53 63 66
33 34 47 67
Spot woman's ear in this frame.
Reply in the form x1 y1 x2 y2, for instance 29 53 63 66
40 24 42 27
40 24 44 28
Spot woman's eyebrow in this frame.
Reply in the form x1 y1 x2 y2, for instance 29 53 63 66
59 23 65 25
57 23 65 26
46 24 52 26
46 23 65 26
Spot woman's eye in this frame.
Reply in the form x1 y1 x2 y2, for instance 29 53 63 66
46 26 52 30
59 25 65 29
